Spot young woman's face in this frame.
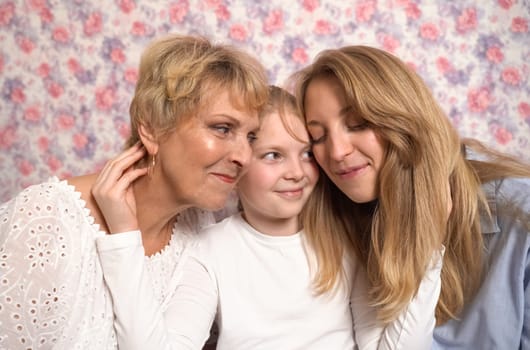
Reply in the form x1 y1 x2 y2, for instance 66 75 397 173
156 89 260 211
237 111 319 235
304 75 385 203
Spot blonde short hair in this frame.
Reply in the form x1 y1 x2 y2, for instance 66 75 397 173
127 34 269 147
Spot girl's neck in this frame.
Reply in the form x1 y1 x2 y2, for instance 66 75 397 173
241 212 301 237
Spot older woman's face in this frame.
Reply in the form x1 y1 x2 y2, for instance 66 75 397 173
156 89 260 210
304 75 385 203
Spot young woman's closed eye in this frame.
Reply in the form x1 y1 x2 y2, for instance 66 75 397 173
346 121 369 132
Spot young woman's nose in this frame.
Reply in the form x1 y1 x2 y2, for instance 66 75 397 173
328 129 354 161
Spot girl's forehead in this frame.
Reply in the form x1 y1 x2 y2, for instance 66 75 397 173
257 111 309 144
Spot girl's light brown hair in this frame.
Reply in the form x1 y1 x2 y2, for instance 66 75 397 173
261 85 306 143
291 45 530 323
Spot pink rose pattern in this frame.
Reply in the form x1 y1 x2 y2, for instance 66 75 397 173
0 0 528 202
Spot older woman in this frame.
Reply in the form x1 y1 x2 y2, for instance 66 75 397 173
0 34 268 349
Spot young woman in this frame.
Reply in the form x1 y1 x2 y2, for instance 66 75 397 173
96 86 444 349
292 45 530 349
0 34 268 349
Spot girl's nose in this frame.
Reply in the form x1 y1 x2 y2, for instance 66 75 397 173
284 158 305 181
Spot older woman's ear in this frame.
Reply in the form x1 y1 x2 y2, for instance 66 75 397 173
138 124 159 156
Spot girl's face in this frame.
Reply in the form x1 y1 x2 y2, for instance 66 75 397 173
237 111 319 236
304 75 385 203
155 89 260 211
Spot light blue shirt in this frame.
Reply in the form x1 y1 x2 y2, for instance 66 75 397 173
433 177 530 349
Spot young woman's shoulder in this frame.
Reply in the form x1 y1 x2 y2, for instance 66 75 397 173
480 177 530 242
486 177 530 210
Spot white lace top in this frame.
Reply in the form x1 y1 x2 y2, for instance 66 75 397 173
0 177 214 349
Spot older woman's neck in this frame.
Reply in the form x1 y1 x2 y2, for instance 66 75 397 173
133 175 189 255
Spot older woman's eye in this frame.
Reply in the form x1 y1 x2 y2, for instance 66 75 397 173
212 124 231 135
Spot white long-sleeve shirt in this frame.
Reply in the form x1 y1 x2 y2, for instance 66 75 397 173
0 177 214 349
97 213 443 350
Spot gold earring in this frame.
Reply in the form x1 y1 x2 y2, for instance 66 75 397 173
148 154 156 178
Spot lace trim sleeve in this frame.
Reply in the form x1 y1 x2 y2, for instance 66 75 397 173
0 178 115 349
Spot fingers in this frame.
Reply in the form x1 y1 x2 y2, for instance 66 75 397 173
97 142 146 185
103 167 148 197
92 143 147 201
91 143 149 234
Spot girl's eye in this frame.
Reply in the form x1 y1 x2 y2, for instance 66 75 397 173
302 150 314 160
263 152 281 161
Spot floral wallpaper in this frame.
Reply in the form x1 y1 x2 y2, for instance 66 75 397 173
0 0 529 203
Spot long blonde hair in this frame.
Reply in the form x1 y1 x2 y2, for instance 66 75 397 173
292 45 530 323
